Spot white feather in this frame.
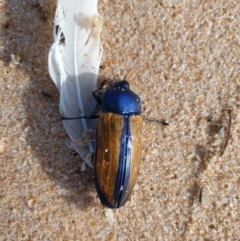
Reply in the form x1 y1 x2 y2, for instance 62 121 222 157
48 0 103 166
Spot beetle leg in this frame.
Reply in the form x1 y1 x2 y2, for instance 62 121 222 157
92 79 114 105
92 89 103 105
92 79 109 105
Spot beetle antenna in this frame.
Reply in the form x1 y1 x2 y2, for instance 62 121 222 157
144 118 169 126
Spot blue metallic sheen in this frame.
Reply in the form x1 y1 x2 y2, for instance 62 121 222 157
102 80 141 115
94 80 143 209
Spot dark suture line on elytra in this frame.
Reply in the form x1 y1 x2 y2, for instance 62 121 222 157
220 109 232 157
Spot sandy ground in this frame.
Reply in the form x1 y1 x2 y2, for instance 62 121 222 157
0 0 240 240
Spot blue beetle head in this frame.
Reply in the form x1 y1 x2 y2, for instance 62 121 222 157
102 80 141 115
112 80 129 89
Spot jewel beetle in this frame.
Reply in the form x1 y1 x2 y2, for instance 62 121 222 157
94 80 143 209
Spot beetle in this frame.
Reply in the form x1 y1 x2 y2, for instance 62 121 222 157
61 79 143 208
61 78 168 208
94 80 143 209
